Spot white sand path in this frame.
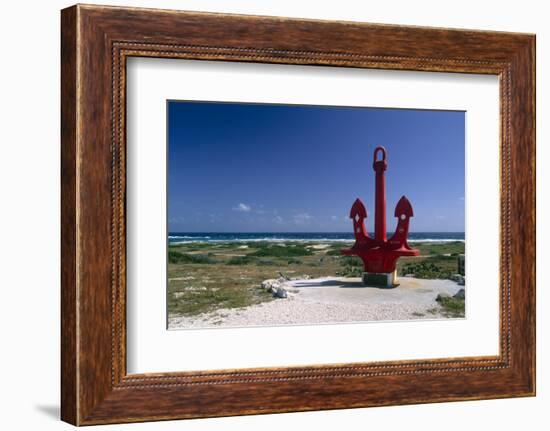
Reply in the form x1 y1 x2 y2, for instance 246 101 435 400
168 277 464 329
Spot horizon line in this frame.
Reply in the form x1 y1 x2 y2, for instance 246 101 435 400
168 231 465 234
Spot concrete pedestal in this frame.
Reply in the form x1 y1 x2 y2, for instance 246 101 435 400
362 270 398 288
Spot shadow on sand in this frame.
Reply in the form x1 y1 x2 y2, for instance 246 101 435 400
291 279 392 289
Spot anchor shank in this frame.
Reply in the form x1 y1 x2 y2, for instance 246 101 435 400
373 147 388 242
374 169 386 241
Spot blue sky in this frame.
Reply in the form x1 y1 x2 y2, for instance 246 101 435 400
168 101 465 233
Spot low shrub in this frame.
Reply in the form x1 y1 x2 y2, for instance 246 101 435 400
256 259 277 266
249 244 313 257
226 256 255 265
337 256 363 277
341 256 363 267
338 266 363 277
168 251 217 264
436 295 465 317
400 261 451 279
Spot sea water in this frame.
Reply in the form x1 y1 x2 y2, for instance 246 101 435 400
168 232 465 244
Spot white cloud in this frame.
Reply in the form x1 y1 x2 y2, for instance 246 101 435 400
232 203 251 212
293 213 312 225
273 215 284 224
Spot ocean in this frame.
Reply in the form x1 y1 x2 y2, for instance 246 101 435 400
168 232 465 244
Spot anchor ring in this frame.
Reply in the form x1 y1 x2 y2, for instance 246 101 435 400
373 146 387 163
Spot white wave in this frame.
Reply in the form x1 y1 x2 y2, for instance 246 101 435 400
168 235 464 244
169 235 211 239
169 238 354 244
408 239 465 243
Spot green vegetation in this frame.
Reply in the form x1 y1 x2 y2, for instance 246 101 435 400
412 241 464 255
248 243 313 257
341 256 362 266
169 242 216 251
168 241 334 317
256 258 277 266
332 242 465 280
168 251 217 264
337 256 363 277
398 242 464 279
167 240 465 318
436 295 465 318
226 255 255 265
168 284 273 316
326 242 349 256
400 261 451 279
336 266 363 277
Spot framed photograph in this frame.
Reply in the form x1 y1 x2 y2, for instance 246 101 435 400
61 4 535 425
163 101 467 331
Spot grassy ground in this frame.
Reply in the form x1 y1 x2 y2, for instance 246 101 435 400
436 295 466 318
398 241 465 279
167 240 465 318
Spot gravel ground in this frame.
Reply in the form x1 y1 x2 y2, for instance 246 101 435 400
168 276 464 330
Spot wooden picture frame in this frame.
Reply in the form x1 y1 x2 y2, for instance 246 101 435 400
61 4 535 425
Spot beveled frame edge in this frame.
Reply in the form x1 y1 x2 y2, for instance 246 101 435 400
61 4 535 425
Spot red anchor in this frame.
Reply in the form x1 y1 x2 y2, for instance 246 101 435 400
342 146 419 277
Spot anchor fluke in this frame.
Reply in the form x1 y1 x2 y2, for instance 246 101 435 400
394 195 414 218
350 198 367 219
